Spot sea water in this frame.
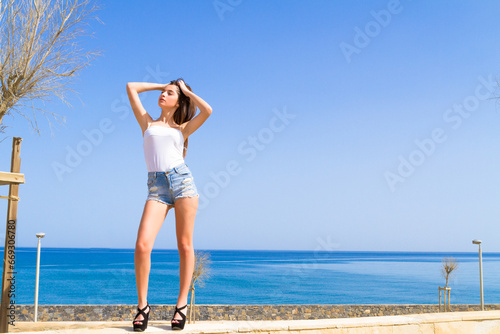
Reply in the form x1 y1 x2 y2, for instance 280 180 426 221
7 248 500 305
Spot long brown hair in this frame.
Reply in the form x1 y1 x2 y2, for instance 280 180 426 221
170 78 196 158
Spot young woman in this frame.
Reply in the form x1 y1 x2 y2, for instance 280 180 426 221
126 78 212 331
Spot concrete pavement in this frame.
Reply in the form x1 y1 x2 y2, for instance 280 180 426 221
9 310 500 333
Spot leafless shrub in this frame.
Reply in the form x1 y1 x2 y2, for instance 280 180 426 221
188 250 212 323
0 0 101 135
441 257 458 288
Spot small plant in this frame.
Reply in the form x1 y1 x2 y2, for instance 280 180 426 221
188 250 212 323
441 257 459 287
439 257 459 312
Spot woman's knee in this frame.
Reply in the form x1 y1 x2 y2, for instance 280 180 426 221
135 239 154 255
177 240 193 254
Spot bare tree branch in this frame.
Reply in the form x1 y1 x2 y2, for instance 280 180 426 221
441 257 458 288
0 0 101 135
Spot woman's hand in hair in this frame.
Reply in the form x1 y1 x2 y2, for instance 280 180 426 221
177 80 192 97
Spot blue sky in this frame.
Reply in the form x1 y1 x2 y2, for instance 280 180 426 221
1 0 499 252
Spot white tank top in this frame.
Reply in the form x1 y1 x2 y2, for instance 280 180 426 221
143 124 184 172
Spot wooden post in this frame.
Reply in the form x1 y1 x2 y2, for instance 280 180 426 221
439 287 442 312
439 286 451 312
0 137 23 333
447 287 451 311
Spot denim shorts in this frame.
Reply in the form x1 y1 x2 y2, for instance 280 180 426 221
146 163 199 206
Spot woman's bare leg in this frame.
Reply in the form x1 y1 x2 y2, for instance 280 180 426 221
134 199 172 323
171 195 199 323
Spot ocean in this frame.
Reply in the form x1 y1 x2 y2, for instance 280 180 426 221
7 248 500 305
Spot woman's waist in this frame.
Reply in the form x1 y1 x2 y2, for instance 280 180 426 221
144 146 184 169
147 162 188 176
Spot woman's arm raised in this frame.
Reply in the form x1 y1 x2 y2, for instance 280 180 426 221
126 82 165 134
178 80 213 139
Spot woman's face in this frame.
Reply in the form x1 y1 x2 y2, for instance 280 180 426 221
158 84 180 109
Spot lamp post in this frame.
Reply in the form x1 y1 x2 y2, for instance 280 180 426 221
34 233 45 322
472 239 484 311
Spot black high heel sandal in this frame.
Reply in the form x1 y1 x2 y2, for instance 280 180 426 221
171 304 188 330
133 303 150 332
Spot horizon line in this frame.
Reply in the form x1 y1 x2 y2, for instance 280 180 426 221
4 247 499 254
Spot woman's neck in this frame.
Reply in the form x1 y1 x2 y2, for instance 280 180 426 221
156 108 177 125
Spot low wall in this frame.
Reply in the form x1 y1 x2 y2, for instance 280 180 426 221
14 304 500 322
